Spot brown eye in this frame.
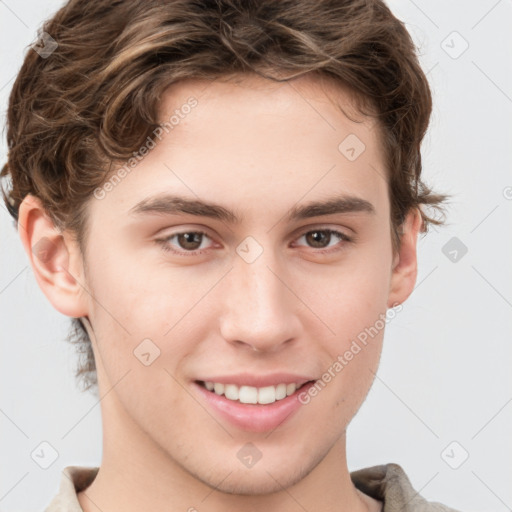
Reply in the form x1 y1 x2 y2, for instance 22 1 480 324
176 232 204 250
305 230 332 248
295 228 351 253
157 230 213 255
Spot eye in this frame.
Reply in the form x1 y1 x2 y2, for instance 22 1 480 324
156 227 352 257
156 230 214 255
293 228 351 253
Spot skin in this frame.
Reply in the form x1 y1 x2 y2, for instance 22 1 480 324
19 72 422 512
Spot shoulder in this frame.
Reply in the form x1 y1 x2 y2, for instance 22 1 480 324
350 462 463 512
44 466 99 512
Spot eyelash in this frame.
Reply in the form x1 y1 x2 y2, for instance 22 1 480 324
155 228 352 257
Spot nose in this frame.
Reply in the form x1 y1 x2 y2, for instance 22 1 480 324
218 249 301 353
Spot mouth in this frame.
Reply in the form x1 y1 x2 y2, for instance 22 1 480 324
196 379 315 403
193 379 317 432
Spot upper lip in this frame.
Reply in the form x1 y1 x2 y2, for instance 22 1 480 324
196 373 315 388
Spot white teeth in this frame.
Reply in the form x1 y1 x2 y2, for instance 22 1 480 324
258 385 276 404
202 380 306 404
275 383 287 400
224 384 239 401
239 385 258 404
286 383 296 396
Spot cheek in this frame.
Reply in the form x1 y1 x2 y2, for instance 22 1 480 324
313 250 392 342
300 245 390 412
83 258 200 430
87 247 199 335
84 250 223 388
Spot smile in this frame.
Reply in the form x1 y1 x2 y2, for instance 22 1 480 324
198 380 312 405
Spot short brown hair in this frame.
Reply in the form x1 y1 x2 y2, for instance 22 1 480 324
2 0 448 393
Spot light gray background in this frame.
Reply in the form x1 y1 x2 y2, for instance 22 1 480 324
1 1 511 510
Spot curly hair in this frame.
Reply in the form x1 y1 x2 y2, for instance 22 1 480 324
1 0 448 393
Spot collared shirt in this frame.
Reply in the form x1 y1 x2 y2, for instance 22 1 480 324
44 462 461 511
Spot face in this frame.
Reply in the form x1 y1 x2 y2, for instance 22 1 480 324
29 73 418 495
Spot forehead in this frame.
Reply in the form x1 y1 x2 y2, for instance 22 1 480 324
161 71 379 137
89 72 389 227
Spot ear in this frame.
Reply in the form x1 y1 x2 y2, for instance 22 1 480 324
387 208 423 308
17 194 88 318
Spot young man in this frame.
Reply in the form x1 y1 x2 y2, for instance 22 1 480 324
2 0 461 510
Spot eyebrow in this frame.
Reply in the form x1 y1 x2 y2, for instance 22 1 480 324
129 193 375 224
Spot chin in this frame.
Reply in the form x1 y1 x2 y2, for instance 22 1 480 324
207 467 307 496
191 455 318 497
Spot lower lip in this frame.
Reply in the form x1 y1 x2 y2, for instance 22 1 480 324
193 381 315 433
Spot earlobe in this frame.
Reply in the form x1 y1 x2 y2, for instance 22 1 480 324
387 208 423 308
18 194 88 318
